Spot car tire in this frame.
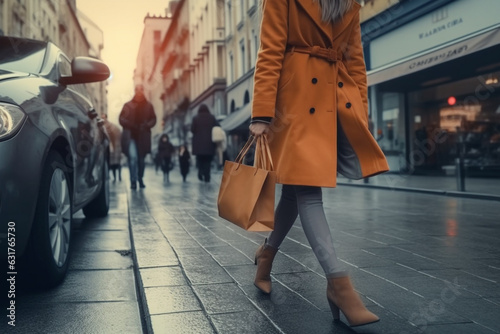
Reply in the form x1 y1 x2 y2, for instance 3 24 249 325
82 158 109 218
29 151 73 288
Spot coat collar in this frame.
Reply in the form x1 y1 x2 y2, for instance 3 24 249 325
295 0 361 44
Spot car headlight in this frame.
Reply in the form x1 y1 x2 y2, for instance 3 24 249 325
0 103 26 140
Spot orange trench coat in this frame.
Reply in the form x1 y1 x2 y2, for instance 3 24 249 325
252 0 389 187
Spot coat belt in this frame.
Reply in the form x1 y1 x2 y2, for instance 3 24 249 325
286 45 342 63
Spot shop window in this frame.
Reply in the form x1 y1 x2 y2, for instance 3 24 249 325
372 87 407 172
408 71 500 176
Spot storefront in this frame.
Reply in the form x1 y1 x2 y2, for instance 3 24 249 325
364 0 500 178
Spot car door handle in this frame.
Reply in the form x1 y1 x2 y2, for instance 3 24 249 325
87 108 98 120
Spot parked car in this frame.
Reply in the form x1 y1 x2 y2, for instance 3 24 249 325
0 36 110 287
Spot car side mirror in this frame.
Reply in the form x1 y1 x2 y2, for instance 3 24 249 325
59 57 110 85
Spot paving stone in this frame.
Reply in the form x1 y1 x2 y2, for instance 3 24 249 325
69 250 133 270
71 230 131 251
444 296 500 332
13 302 142 334
135 246 179 268
193 283 255 314
421 269 500 298
210 310 281 334
240 282 319 316
271 311 349 334
204 245 253 266
422 323 497 334
181 255 235 285
224 264 260 286
150 311 216 334
17 269 136 303
274 272 331 311
140 266 188 287
144 286 201 315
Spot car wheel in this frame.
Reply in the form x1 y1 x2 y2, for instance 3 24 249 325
82 158 109 218
29 151 72 287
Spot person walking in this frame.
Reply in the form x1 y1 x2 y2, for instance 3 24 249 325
249 0 389 327
190 104 217 182
157 134 175 183
178 144 191 182
119 84 156 190
101 113 122 182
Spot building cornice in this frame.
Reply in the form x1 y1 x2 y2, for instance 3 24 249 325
225 68 255 94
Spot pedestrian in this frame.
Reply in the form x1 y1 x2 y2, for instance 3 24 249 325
178 144 191 182
101 113 122 182
250 0 389 327
119 84 156 190
190 104 217 182
157 134 175 183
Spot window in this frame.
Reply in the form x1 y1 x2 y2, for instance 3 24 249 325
226 1 232 36
239 0 245 23
229 52 234 84
217 45 224 77
244 91 250 105
217 0 225 28
239 39 245 76
12 14 24 37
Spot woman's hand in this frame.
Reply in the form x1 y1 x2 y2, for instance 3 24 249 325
249 122 270 137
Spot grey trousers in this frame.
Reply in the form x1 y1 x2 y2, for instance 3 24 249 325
267 185 345 277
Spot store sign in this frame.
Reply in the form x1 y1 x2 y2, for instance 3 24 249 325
370 0 500 69
368 28 500 86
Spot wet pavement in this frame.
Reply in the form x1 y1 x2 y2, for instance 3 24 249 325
5 181 143 334
129 167 500 334
5 165 499 334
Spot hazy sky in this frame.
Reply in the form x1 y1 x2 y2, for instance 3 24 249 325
77 0 168 124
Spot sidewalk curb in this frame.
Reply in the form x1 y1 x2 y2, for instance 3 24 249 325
126 190 153 334
337 181 500 201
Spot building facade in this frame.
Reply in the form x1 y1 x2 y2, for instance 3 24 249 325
78 10 107 117
221 0 261 159
134 13 171 138
150 0 191 147
361 0 500 180
0 0 107 118
187 0 226 122
0 0 60 42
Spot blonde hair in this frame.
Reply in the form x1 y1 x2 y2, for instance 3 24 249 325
315 0 354 23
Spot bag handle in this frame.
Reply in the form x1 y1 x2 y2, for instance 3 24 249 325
254 136 274 171
234 136 256 164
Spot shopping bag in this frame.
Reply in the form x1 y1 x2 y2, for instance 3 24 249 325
217 136 276 231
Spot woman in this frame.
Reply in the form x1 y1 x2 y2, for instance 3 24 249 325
178 144 191 182
250 0 389 327
157 134 175 183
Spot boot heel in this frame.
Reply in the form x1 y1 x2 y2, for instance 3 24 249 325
328 298 340 321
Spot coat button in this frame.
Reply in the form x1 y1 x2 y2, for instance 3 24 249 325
309 108 315 114
312 78 318 84
346 102 352 108
338 82 344 88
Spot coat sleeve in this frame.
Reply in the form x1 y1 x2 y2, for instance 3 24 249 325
344 13 368 116
251 0 289 118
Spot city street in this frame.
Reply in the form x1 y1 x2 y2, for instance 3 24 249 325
8 166 500 334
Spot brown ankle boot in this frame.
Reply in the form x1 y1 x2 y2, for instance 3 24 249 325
254 238 278 294
327 276 380 327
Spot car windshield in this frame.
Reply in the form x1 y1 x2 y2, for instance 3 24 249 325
0 37 47 74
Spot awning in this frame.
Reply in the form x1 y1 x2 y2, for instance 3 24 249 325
220 103 251 132
367 25 500 86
